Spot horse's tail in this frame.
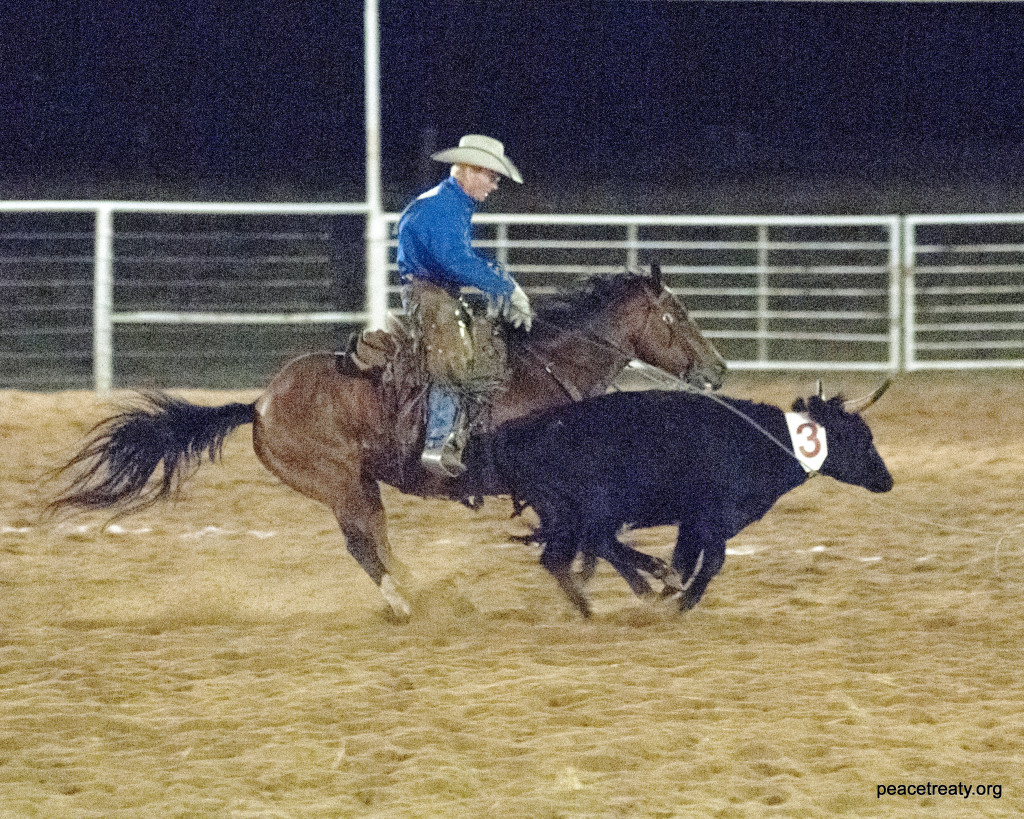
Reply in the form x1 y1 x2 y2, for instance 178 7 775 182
47 392 255 518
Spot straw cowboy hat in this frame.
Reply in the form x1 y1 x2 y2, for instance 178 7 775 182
431 134 523 184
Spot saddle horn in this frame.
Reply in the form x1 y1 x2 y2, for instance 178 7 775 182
842 378 892 414
649 259 662 289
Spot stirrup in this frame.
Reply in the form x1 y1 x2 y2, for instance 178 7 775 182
421 433 466 478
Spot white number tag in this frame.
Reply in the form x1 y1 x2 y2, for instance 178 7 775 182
784 412 828 473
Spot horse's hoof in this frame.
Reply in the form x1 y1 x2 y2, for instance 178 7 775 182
380 574 412 621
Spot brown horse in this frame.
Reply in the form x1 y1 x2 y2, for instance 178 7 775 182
49 266 726 618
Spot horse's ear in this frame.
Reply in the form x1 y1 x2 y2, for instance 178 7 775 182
649 259 662 290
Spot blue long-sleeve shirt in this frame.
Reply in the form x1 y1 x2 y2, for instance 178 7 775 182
396 176 515 300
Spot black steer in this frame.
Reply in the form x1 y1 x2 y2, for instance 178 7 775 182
468 385 893 616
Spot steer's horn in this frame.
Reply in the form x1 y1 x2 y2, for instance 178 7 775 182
843 378 891 413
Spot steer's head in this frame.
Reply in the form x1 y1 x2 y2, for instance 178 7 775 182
793 380 893 493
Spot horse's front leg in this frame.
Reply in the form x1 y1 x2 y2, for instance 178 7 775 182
335 477 411 620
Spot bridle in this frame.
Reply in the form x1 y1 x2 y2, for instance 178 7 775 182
524 281 689 398
640 286 688 355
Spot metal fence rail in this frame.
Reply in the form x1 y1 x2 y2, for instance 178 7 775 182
385 213 903 373
2 202 1024 391
0 212 97 389
0 201 375 390
904 214 1024 370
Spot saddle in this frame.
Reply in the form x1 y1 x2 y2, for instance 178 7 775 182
338 312 506 476
337 316 425 464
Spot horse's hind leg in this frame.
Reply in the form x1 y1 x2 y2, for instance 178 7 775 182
335 477 411 620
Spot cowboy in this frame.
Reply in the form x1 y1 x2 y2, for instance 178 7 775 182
397 134 533 477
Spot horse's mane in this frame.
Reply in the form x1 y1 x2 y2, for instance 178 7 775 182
502 271 652 355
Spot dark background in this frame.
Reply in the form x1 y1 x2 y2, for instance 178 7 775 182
3 1 1024 213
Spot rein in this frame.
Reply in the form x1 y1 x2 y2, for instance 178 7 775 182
521 313 634 404
520 284 675 400
528 313 635 361
521 342 585 402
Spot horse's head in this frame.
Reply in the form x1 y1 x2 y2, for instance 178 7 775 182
624 262 727 389
499 266 726 422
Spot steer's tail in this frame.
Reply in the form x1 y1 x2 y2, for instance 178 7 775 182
47 392 255 518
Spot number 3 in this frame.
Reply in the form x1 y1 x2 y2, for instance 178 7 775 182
795 421 822 458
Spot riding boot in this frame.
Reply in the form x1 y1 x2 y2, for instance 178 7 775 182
421 385 468 478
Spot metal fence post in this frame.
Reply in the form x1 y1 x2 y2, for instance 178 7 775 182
364 0 388 330
365 213 389 330
496 223 509 268
92 206 114 393
888 217 903 372
756 224 770 363
902 218 917 371
626 223 639 271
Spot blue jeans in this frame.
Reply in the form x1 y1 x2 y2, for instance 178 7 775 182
424 385 460 449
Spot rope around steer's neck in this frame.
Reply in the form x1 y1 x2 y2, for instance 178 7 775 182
614 364 821 477
617 367 1024 568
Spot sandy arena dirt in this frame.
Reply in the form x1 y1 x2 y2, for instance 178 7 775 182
1 373 1022 818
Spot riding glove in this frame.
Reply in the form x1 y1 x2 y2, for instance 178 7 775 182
503 282 534 331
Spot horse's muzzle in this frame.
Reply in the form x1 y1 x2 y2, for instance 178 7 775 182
687 360 726 391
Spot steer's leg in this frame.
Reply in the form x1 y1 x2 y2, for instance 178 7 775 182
596 535 658 599
616 540 682 596
576 552 599 584
540 534 593 618
594 534 683 598
673 526 727 611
